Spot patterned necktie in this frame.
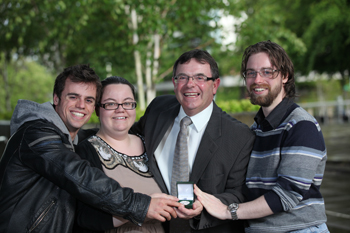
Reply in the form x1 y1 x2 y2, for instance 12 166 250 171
171 116 192 196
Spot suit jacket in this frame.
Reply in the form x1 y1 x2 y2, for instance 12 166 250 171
132 95 255 232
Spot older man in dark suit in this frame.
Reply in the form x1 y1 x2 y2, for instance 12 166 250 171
132 49 255 233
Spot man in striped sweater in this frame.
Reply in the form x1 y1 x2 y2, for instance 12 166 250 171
194 40 329 233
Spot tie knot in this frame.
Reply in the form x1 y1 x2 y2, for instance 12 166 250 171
181 116 192 127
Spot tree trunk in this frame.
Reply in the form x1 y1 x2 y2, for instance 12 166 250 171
130 7 145 110
340 71 349 99
149 33 160 103
145 33 160 105
134 50 145 110
145 41 153 105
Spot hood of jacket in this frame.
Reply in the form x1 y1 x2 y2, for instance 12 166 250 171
10 99 77 145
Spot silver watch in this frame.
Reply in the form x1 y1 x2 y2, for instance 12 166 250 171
227 203 239 220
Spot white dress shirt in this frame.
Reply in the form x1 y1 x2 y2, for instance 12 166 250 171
154 102 213 193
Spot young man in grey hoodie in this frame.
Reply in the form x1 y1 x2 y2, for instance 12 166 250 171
0 64 180 233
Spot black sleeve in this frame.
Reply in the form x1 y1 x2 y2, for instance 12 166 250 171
21 122 150 226
73 140 115 232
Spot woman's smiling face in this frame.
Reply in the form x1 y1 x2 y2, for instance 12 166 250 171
99 84 136 135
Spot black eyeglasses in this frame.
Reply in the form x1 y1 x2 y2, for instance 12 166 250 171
242 68 280 79
174 74 216 84
99 102 137 110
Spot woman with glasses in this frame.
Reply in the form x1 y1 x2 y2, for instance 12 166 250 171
74 76 168 233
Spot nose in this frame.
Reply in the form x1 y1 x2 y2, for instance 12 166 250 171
114 104 124 112
76 98 85 109
186 76 196 86
254 72 264 83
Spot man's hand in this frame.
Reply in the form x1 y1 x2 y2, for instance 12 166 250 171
195 184 274 220
193 184 230 220
146 193 181 222
175 199 203 219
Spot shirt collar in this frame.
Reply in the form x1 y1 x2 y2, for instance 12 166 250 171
178 102 213 133
254 98 294 129
73 135 79 145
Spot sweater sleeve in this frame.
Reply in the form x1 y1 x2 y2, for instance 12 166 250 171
264 120 326 213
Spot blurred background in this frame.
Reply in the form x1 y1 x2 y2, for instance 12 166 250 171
0 0 349 232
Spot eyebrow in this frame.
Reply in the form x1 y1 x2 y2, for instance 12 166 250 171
67 93 96 101
246 67 273 70
67 93 79 96
176 72 206 76
102 97 134 102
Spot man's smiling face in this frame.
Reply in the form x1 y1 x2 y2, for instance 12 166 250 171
173 58 220 116
245 52 288 110
54 78 96 139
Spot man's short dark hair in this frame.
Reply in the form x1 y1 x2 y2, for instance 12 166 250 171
241 40 296 99
172 49 219 80
53 64 102 104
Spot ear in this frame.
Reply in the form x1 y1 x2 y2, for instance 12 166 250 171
53 94 60 105
282 75 288 84
212 78 221 95
172 77 178 92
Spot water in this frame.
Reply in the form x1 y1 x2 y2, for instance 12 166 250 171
322 169 350 232
321 124 350 232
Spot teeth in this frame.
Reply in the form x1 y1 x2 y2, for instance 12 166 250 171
72 112 84 117
115 117 126 119
184 93 198 96
255 88 265 92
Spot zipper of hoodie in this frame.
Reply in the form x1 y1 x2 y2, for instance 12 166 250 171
29 200 56 232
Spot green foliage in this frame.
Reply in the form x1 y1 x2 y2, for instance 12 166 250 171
297 78 343 103
301 0 350 78
11 62 54 103
87 111 100 124
0 0 246 83
0 58 54 120
1 0 349 120
234 0 350 96
135 107 146 121
234 0 308 73
216 86 243 101
216 99 260 113
0 111 14 121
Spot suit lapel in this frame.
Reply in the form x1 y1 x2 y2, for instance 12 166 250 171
149 103 180 155
148 102 180 193
190 103 221 183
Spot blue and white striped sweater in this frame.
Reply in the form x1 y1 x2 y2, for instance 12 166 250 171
245 101 327 233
